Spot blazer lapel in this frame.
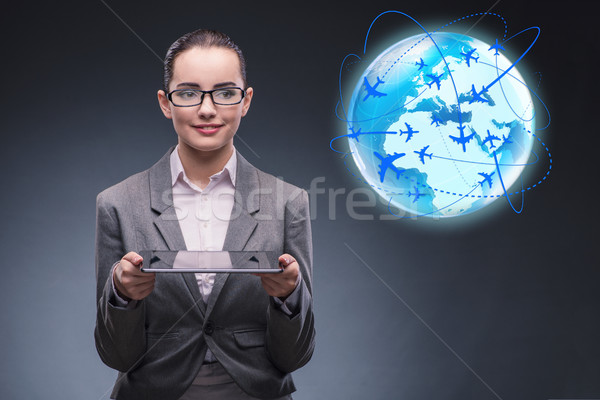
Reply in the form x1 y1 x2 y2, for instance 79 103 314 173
149 147 206 315
205 151 259 317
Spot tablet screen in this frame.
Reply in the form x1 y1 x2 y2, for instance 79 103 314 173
139 250 282 273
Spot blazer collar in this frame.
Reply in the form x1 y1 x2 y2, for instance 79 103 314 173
149 146 177 215
148 146 260 317
148 146 260 216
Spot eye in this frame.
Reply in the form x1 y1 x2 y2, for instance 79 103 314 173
175 90 199 99
214 89 236 99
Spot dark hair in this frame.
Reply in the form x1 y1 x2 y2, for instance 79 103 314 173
162 29 247 93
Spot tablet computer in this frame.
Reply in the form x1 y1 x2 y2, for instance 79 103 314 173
139 250 283 273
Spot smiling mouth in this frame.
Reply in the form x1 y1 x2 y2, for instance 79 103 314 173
193 124 222 135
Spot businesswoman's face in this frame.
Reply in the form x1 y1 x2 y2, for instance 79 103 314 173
157 46 253 155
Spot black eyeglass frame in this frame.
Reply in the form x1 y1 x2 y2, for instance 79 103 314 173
167 87 246 107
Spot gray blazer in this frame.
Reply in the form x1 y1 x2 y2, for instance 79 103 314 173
94 147 315 400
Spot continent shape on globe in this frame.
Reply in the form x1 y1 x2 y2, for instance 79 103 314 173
347 32 535 218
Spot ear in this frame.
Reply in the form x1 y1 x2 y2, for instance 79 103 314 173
157 90 173 119
241 87 253 117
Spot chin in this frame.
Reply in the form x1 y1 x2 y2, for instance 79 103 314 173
180 136 234 154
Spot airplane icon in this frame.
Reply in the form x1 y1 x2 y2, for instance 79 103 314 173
407 185 424 203
346 126 364 142
483 130 501 149
449 125 476 152
460 48 479 67
469 84 489 104
478 171 495 189
415 58 427 70
430 115 443 127
345 126 395 142
414 145 433 165
373 151 405 183
425 72 444 90
489 38 505 56
363 76 387 101
398 122 419 142
502 134 513 145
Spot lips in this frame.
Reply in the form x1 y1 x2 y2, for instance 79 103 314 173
193 124 223 135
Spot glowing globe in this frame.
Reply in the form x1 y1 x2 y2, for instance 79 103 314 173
347 32 535 218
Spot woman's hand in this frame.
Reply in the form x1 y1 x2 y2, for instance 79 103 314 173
256 254 300 300
113 252 156 301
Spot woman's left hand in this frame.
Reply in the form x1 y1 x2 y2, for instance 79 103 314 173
256 254 300 300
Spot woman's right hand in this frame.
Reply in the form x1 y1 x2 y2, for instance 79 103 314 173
113 252 156 301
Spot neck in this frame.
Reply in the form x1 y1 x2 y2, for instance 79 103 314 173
177 141 234 189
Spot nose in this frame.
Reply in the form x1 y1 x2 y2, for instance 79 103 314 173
197 93 217 118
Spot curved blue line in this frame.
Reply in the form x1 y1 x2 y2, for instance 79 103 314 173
363 10 466 136
341 132 550 206
493 150 524 213
477 60 551 131
386 181 483 218
431 149 539 167
330 132 396 153
337 53 362 133
334 87 428 125
329 135 347 154
484 26 540 92
494 56 536 123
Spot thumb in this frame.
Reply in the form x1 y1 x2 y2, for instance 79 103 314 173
278 254 297 268
122 252 143 267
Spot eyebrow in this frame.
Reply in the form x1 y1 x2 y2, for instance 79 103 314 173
176 82 201 88
176 81 239 89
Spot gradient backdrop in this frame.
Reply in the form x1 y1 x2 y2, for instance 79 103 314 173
1 1 597 399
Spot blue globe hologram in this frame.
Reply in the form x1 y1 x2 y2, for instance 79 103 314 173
345 32 537 218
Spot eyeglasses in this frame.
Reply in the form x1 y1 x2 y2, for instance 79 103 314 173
167 87 246 107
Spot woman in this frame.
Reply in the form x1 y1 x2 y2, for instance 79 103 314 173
94 29 315 400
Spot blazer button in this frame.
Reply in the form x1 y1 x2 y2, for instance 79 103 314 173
204 321 214 336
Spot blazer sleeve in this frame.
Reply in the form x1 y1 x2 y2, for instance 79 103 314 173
265 189 316 373
94 191 147 373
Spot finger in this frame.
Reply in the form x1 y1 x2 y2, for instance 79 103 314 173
271 264 298 282
130 279 156 292
129 272 156 284
260 271 294 285
122 252 143 267
119 274 155 290
130 267 155 278
260 278 277 292
260 279 282 297
119 264 155 282
121 263 155 279
125 278 156 299
278 254 297 268
258 274 280 285
120 259 153 278
260 273 297 295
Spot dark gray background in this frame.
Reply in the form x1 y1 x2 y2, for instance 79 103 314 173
1 1 596 399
